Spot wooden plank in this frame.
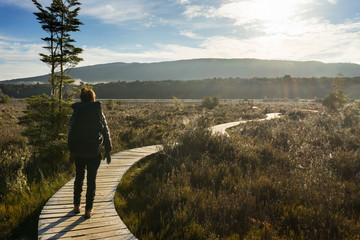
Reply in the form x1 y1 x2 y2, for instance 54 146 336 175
39 216 121 230
59 230 135 240
40 202 114 214
39 225 130 239
39 217 123 235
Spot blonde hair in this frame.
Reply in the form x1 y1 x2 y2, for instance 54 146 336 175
80 87 96 102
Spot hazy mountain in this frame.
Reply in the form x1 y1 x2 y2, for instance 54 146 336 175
2 58 360 84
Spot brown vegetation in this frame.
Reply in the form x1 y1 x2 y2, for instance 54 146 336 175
116 103 360 239
0 100 256 239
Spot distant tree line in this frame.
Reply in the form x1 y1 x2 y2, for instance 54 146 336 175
0 84 52 98
1 76 360 99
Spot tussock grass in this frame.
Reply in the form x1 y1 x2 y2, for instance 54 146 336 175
0 100 74 239
103 103 260 151
0 101 253 239
116 103 360 239
0 174 71 239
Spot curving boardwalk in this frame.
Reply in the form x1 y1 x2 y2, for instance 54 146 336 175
38 113 281 239
210 113 281 136
38 145 161 240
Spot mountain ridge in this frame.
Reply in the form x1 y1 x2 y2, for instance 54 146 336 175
2 58 360 84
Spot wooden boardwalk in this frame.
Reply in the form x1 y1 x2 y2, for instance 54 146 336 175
38 114 281 239
38 145 161 240
210 113 281 136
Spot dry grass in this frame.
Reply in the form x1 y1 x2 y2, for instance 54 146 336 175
0 100 256 239
116 103 360 239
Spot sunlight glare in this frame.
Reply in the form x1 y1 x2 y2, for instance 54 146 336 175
254 0 302 22
221 0 312 35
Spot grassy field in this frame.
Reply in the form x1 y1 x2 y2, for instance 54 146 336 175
115 102 360 239
3 97 358 239
0 99 73 239
0 99 262 239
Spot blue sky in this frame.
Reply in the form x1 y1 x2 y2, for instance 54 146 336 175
0 0 360 80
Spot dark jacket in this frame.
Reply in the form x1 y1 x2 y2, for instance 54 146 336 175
68 101 112 158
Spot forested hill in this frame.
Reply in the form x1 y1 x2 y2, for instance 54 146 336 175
2 58 360 84
2 77 360 99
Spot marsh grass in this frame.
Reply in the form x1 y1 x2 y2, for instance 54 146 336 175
103 103 258 151
116 103 360 239
1 173 71 239
0 100 75 239
0 101 254 239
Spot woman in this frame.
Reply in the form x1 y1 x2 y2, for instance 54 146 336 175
68 87 112 218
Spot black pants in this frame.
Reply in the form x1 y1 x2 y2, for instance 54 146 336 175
73 155 101 210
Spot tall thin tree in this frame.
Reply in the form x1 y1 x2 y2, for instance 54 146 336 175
33 0 83 100
32 0 60 97
52 0 83 100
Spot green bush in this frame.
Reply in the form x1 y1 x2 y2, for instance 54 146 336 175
172 96 182 109
19 94 72 178
0 95 10 104
0 89 10 104
322 91 347 111
201 96 220 109
105 99 114 110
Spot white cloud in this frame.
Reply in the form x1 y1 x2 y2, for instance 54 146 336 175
183 0 316 29
80 0 169 27
0 39 48 80
0 0 49 11
0 0 35 10
183 5 216 19
0 35 26 42
180 30 201 39
0 61 48 81
327 0 339 4
1 0 150 25
177 0 190 5
81 1 148 24
178 0 360 64
78 45 193 65
199 20 360 64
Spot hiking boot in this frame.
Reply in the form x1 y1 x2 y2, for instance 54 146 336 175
73 204 81 214
84 208 94 219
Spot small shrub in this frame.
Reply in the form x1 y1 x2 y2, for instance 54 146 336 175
323 74 348 111
105 99 114 110
172 96 182 109
201 96 220 109
0 95 10 104
19 94 72 178
322 91 347 111
0 89 10 104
